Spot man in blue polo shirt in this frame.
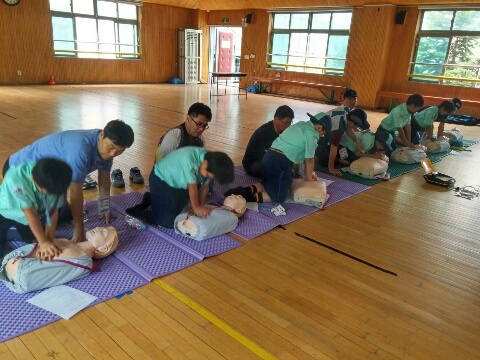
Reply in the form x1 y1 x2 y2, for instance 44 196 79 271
3 120 134 243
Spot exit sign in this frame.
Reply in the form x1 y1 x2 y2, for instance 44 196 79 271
221 18 229 24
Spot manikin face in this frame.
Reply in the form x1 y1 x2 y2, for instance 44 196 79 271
98 131 127 160
86 226 118 258
223 195 247 217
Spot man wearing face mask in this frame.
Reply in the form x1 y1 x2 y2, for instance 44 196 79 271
2 120 134 243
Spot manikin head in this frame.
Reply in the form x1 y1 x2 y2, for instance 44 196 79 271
86 226 119 259
223 195 247 217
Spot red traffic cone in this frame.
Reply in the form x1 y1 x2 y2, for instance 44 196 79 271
48 74 56 85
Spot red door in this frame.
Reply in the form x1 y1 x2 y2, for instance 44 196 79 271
217 32 233 80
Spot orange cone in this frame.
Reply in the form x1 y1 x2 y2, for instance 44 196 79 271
48 74 56 85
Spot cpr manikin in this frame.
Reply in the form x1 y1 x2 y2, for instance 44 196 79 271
1 226 119 294
174 195 247 241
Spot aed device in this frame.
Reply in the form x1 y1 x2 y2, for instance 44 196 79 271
420 158 456 189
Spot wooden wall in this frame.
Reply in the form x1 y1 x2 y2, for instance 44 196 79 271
207 5 480 117
0 0 198 84
1 0 479 116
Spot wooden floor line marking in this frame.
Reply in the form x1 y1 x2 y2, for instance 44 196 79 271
0 111 15 119
153 279 277 360
294 232 398 276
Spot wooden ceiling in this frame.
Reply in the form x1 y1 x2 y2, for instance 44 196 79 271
142 0 479 11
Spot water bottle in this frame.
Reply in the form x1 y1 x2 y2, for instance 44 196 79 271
125 215 146 230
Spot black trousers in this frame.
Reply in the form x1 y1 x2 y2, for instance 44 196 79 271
0 214 35 255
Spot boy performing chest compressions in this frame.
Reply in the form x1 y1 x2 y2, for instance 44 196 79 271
225 113 332 203
127 147 234 228
3 120 134 243
1 226 118 294
0 158 72 260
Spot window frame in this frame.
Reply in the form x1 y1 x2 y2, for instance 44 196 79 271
267 10 352 76
50 0 141 59
409 9 480 87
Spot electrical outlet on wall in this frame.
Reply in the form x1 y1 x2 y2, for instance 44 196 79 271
17 70 22 76
244 55 249 60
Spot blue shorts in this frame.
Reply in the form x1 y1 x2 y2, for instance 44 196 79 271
261 150 293 203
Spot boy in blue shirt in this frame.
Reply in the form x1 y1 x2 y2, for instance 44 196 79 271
3 120 134 243
127 147 234 228
0 158 72 260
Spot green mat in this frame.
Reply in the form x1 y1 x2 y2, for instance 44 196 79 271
316 151 451 186
315 140 478 186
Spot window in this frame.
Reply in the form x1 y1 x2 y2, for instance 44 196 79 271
268 10 352 75
410 9 480 88
50 0 140 59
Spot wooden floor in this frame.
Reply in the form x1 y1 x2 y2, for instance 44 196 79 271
1 84 480 360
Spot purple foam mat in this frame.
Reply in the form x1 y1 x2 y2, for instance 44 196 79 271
55 200 133 240
109 191 144 213
56 198 203 281
108 192 243 257
0 255 148 344
232 209 281 240
112 227 202 281
323 189 354 208
316 172 370 194
153 227 242 257
258 202 321 225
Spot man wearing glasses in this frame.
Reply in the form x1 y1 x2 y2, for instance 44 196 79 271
242 105 294 178
155 102 212 162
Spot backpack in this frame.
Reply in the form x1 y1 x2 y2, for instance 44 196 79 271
444 114 479 126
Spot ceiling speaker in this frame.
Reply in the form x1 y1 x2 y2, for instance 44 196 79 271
395 10 407 25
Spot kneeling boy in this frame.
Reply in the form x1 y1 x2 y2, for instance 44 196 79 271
0 158 72 260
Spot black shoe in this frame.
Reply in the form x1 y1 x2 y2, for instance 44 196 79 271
111 169 125 188
140 192 151 208
129 167 144 184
